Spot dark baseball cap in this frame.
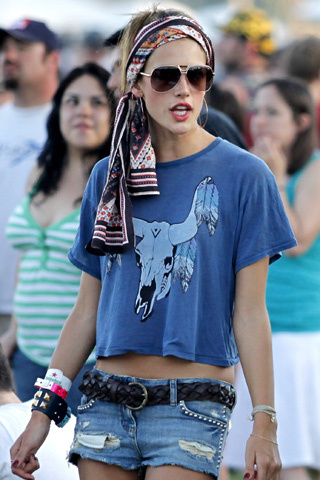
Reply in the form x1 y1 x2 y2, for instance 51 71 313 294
0 19 61 51
104 28 125 47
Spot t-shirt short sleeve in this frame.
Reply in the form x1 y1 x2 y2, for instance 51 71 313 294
68 158 108 279
234 158 296 273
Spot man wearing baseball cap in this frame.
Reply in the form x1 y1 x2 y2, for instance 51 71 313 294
215 9 276 107
0 19 60 342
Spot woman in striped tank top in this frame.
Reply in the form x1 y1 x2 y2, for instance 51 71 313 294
3 62 116 414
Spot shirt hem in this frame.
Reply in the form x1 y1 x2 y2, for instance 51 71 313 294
235 239 297 273
96 346 239 367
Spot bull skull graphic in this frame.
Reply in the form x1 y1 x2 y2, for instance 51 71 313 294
133 177 219 321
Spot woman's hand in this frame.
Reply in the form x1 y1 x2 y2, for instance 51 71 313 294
243 431 281 480
10 411 51 480
250 137 287 185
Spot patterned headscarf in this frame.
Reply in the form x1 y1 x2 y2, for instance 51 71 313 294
87 16 214 255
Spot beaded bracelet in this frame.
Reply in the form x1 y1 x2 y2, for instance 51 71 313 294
31 389 71 427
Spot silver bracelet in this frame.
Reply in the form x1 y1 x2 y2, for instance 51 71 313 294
249 405 276 423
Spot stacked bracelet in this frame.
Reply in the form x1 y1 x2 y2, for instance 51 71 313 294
250 405 277 423
35 378 68 399
45 369 72 391
32 389 71 427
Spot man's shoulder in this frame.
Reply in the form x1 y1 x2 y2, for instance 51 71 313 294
0 101 51 117
0 101 14 116
204 106 247 149
0 401 30 419
0 402 29 439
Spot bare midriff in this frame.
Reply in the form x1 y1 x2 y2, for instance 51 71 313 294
96 353 235 384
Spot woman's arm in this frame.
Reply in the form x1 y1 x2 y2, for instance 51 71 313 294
25 164 42 195
48 271 101 380
233 257 281 480
0 257 21 358
10 271 101 480
251 138 320 256
277 159 320 256
0 314 17 358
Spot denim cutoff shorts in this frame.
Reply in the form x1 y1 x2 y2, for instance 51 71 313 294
69 368 236 478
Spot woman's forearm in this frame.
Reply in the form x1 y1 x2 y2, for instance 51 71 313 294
49 272 101 382
233 258 277 437
233 307 277 439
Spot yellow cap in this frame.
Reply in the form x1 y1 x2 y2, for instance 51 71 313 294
222 9 276 56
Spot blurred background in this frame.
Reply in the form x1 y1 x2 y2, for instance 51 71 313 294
2 0 320 37
2 0 320 68
1 3 320 480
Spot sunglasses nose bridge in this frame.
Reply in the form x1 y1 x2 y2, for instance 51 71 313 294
175 69 191 92
179 66 188 74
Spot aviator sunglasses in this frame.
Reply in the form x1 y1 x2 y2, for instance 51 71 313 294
140 65 214 93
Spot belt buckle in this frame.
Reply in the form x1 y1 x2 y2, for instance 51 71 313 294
126 382 148 411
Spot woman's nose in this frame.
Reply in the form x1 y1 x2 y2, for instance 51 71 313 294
252 111 266 126
78 100 92 115
175 72 191 96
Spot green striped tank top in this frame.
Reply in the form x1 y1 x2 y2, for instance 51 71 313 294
6 194 95 366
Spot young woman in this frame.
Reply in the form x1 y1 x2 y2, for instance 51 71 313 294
10 9 296 480
224 78 320 480
3 62 115 414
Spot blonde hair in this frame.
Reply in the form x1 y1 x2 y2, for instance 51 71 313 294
119 5 193 94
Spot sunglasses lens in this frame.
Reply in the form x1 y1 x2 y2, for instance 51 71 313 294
188 66 214 92
151 66 181 93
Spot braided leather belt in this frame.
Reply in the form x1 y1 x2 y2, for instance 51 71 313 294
79 370 236 411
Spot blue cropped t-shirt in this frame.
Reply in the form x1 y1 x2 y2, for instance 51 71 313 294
69 138 296 366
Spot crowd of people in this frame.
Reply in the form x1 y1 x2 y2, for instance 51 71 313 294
0 5 319 480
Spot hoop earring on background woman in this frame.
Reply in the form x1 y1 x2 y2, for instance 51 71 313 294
198 97 208 129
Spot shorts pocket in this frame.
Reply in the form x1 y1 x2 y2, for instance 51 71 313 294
77 395 96 412
178 400 229 427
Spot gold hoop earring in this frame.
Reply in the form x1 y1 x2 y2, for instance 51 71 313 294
198 97 209 129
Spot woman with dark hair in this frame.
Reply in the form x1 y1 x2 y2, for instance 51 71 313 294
10 7 296 480
224 77 320 480
3 62 115 414
33 62 115 199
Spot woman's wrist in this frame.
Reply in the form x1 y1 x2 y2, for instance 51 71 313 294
252 414 278 438
31 389 71 427
45 368 72 391
250 404 276 423
250 433 278 445
30 409 52 425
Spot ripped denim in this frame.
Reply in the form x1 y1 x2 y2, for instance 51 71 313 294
69 369 235 478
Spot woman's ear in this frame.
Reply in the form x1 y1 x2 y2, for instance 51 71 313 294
131 82 144 98
298 113 311 133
